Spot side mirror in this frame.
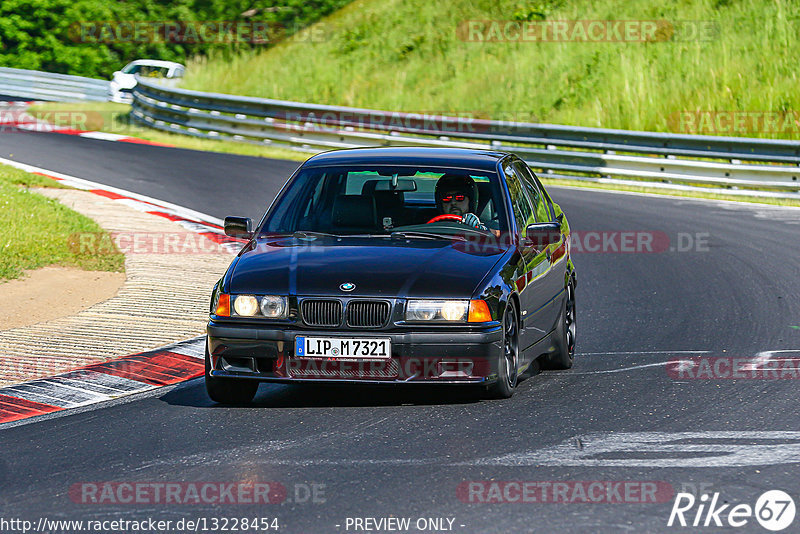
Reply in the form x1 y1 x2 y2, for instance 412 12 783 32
224 216 253 238
523 222 561 250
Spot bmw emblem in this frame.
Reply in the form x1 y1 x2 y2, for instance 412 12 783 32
340 282 355 292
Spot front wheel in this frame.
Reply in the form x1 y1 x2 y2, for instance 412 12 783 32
486 301 519 399
543 279 576 370
205 342 258 404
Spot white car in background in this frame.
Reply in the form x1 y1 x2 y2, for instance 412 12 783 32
109 60 185 103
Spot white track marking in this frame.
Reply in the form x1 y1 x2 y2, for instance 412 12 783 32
168 338 206 359
77 131 129 141
0 156 224 227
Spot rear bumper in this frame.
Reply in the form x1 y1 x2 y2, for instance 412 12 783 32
206 321 504 384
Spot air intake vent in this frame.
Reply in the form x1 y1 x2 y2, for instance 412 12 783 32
301 299 342 327
346 300 391 328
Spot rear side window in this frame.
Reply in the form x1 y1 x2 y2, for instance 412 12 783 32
504 164 535 234
515 161 552 222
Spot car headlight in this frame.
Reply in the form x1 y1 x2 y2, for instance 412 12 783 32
228 295 289 319
233 295 259 317
406 300 468 322
260 295 288 318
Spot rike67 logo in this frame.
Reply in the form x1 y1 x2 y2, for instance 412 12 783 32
668 490 796 531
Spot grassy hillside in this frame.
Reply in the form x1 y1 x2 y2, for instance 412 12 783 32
181 0 800 137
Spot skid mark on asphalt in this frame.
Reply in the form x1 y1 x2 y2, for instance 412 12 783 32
568 361 689 375
567 349 800 376
576 351 711 355
135 415 396 471
464 431 800 468
211 431 800 468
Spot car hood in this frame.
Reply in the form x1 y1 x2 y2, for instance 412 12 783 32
228 236 507 299
111 73 136 88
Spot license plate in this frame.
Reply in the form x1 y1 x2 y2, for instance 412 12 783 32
295 336 391 359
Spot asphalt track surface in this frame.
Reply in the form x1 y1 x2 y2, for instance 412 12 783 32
2 131 800 533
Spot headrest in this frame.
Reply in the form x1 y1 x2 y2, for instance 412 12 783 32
361 180 404 206
332 195 376 228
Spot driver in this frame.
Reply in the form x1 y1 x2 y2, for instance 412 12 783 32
434 174 488 230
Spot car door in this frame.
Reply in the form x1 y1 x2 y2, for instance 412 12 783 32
515 161 567 335
504 163 552 351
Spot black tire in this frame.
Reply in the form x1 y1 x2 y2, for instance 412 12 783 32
543 279 576 370
486 300 520 399
205 343 259 404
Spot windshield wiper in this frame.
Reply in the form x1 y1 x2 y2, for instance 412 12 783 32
291 230 340 239
389 231 466 241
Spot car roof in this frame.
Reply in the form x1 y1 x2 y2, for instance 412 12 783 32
301 147 512 172
125 60 185 69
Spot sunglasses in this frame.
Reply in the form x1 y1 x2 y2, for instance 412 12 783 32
441 193 466 203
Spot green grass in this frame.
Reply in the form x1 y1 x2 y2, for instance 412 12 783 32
26 102 308 162
0 163 69 189
0 164 125 281
180 0 800 140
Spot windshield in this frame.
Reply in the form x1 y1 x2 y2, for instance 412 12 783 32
122 64 171 77
259 165 509 236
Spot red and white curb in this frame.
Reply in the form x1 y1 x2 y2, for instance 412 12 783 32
0 156 245 254
0 157 246 426
0 100 35 107
0 337 206 425
0 100 172 146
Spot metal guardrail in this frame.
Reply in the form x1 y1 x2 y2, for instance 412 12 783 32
0 67 109 102
130 77 799 199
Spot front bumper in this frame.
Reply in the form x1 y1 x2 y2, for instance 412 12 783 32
206 321 504 385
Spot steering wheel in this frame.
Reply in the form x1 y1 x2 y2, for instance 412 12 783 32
427 214 463 224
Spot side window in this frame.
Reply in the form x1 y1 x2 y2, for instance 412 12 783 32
515 161 551 222
504 164 535 234
534 173 557 221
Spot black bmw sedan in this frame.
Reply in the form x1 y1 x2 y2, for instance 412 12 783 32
206 147 576 401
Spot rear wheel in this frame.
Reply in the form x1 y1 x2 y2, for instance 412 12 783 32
205 342 259 404
486 301 519 399
543 279 576 370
